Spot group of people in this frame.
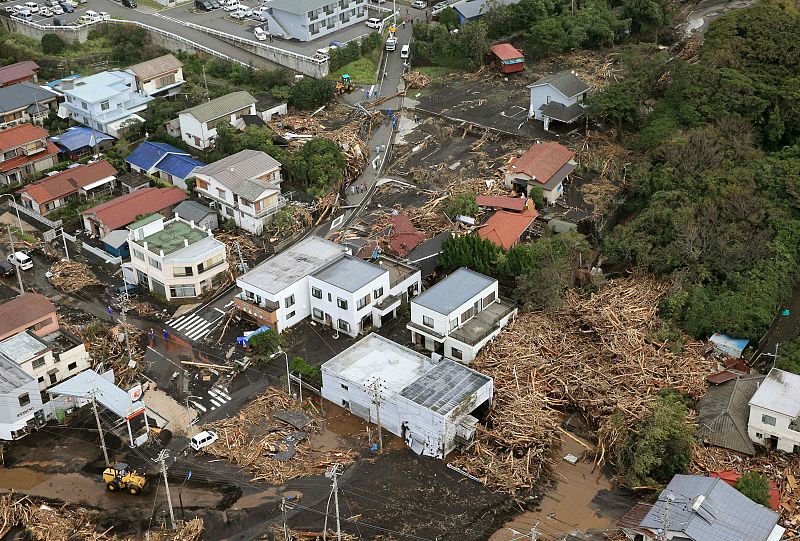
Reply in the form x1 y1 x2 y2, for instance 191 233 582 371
350 182 369 195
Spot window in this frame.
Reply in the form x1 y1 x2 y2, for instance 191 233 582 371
18 393 30 407
100 100 110 111
756 432 763 439
49 373 57 385
461 307 474 324
198 254 224 273
357 293 371 310
148 257 162 270
32 357 45 369
423 315 434 329
762 414 777 426
341 384 348 390
285 294 295 308
450 318 459 331
81 101 88 110
342 400 349 408
287 311 296 319
374 287 383 298
67 362 77 371
337 298 348 310
37 376 44 383
483 291 496 307
133 250 144 261
173 266 194 277
312 308 324 320
337 319 350 332
312 287 322 299
328 293 332 302
217 187 227 199
451 347 463 360
169 284 197 298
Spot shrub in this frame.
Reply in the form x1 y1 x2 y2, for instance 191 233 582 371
289 78 335 110
443 192 478 218
41 34 66 55
735 472 771 507
248 329 282 356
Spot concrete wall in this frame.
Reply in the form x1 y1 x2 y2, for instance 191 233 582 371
748 405 800 453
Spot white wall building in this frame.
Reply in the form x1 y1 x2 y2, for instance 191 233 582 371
259 0 368 42
322 334 493 459
408 268 517 363
748 368 800 453
0 330 91 391
528 71 590 130
0 354 45 440
177 91 256 150
193 149 284 234
126 214 229 302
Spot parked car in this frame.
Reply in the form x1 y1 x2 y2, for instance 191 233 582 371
51 4 63 14
121 0 136 7
39 6 51 15
0 261 15 277
190 430 219 451
112 283 139 296
45 0 59 6
254 26 267 40
221 0 237 9
251 6 268 19
23 2 39 13
329 39 344 48
13 8 32 19
52 15 64 23
231 5 251 18
7 252 32 271
195 0 212 9
365 17 381 29
385 37 396 51
11 4 25 12
77 13 92 22
411 0 426 7
209 0 220 8
98 10 109 19
63 0 78 7
58 2 73 12
400 44 410 58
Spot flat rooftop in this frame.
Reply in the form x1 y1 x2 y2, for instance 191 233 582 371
312 255 387 293
137 220 208 255
414 267 496 315
0 331 50 363
238 237 348 295
400 358 491 415
450 300 517 346
749 368 800 417
0 354 33 393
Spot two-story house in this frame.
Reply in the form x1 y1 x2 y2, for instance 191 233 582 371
127 54 185 97
0 328 91 392
0 82 60 129
126 141 205 190
193 149 284 234
235 237 421 334
748 368 800 453
0 124 59 185
0 354 45 441
259 0 368 42
19 160 117 215
81 186 187 238
528 71 590 130
126 214 228 302
56 71 153 138
503 141 576 204
177 91 256 150
408 267 517 363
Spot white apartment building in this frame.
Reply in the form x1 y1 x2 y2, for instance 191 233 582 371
748 368 800 453
177 91 256 150
126 214 229 302
193 149 284 234
0 354 44 441
260 0 368 42
408 267 517 363
235 237 421 335
0 329 91 392
56 71 153 138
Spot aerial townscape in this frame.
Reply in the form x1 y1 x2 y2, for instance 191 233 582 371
0 0 797 539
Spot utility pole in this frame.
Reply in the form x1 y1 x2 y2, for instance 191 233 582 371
91 395 110 467
116 276 134 367
326 464 342 541
59 227 70 261
281 495 289 541
365 377 384 453
6 224 23 293
154 450 176 530
530 521 538 541
660 493 674 541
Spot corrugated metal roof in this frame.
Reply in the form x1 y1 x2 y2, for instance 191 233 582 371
180 91 255 123
413 267 496 315
400 358 491 414
49 368 144 418
0 352 34 392
490 43 523 61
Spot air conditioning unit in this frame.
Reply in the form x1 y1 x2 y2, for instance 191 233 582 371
208 201 216 209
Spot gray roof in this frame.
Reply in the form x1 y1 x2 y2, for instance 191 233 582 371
452 0 520 20
195 149 282 201
697 375 763 455
49 368 144 418
400 358 491 414
0 82 58 114
0 331 49 363
174 200 214 223
407 232 450 278
180 90 255 123
237 237 348 295
0 353 34 393
102 229 130 249
265 0 332 15
749 368 800 416
639 475 781 541
312 255 387 293
128 54 183 81
529 71 590 99
413 267 496 315
166 235 225 263
539 101 586 123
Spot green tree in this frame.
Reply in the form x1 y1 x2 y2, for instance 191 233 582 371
437 7 460 30
289 356 322 385
289 78 335 110
248 329 282 356
524 18 570 59
776 339 800 375
622 0 671 35
735 472 771 507
360 32 382 55
585 79 642 138
211 124 286 163
529 186 545 209
287 138 347 197
443 192 478 218
41 34 65 55
439 234 501 276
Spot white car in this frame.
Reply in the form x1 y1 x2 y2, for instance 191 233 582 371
11 4 25 12
7 252 33 271
400 44 410 58
251 6 267 20
190 430 219 451
98 10 109 19
221 0 237 9
39 6 52 15
365 17 381 29
51 4 63 14
254 26 267 40
231 5 251 17
24 2 39 13
411 0 426 7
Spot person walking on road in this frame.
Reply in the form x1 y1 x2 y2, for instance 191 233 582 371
148 329 155 345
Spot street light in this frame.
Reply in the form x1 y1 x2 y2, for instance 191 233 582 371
271 350 291 398
0 194 23 232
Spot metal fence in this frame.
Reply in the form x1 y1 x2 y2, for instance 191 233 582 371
10 201 62 229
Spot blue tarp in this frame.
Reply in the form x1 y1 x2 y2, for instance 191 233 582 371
157 153 205 180
710 333 750 358
236 325 271 346
49 126 114 152
126 141 204 180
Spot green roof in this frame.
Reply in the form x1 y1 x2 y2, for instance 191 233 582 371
128 213 162 229
140 220 208 255
180 91 256 123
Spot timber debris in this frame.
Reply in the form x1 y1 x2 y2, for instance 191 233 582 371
48 261 103 293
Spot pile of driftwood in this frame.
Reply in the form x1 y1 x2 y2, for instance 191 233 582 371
273 526 358 541
322 123 370 183
452 275 716 492
574 132 632 218
203 388 358 484
60 318 144 386
48 261 103 293
403 70 432 89
539 49 621 90
266 204 313 239
147 518 204 541
216 230 264 271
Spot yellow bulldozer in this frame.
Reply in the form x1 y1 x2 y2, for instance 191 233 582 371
335 74 355 95
102 463 147 495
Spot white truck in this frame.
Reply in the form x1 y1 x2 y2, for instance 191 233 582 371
385 37 397 51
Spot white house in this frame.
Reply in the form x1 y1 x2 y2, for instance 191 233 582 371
408 267 517 363
193 149 285 234
0 354 45 440
0 329 91 391
321 333 493 458
257 0 368 42
177 91 256 150
127 54 185 97
235 237 421 335
528 71 590 130
56 71 154 138
748 368 800 453
126 214 229 302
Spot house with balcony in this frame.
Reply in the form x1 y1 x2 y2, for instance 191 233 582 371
408 267 517 363
177 91 256 150
126 214 228 302
748 368 800 453
0 328 91 392
0 82 60 129
260 0 368 42
127 54 185 97
0 124 59 185
55 71 154 138
193 149 284 234
528 71 590 130
19 160 117 215
235 237 420 334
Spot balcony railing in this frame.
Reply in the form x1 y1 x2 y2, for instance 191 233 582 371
407 320 444 340
254 195 287 218
236 293 279 312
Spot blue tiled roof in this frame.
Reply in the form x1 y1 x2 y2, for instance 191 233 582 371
125 141 204 179
49 127 115 152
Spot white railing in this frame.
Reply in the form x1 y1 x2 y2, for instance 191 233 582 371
82 242 123 265
10 201 62 228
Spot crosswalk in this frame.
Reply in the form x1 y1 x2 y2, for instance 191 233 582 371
166 313 216 341
189 386 232 414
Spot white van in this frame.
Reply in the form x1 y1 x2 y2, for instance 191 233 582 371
385 37 397 51
14 9 33 19
7 252 33 271
24 2 39 13
251 6 267 20
254 26 267 40
400 44 410 59
190 430 219 451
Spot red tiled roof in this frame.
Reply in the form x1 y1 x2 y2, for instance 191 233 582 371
0 293 55 339
617 502 654 529
388 213 426 257
490 43 523 61
0 141 59 173
20 160 117 205
0 124 49 152
476 195 527 212
478 202 538 250
81 187 187 230
508 142 575 185
710 471 780 510
0 61 39 86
